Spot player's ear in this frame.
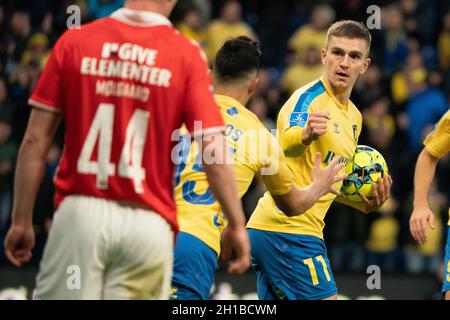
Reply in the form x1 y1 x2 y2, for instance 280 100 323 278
360 57 371 75
248 76 258 96
321 48 327 67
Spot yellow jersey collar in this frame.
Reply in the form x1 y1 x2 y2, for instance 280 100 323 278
214 94 242 107
214 94 259 121
320 77 349 111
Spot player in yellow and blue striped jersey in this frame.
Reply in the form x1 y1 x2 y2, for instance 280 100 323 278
409 109 450 300
247 21 393 300
170 36 347 300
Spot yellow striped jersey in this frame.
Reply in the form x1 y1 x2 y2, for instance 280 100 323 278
247 77 362 238
175 95 293 255
423 108 450 224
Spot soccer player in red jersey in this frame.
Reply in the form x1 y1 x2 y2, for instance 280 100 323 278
4 0 250 299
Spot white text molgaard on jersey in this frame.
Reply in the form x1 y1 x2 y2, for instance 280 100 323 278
80 42 172 101
95 80 150 102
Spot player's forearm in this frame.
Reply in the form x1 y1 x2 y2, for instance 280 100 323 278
272 179 326 216
413 149 438 209
11 109 60 226
203 162 246 229
293 183 326 213
280 126 307 157
11 136 48 227
275 181 338 217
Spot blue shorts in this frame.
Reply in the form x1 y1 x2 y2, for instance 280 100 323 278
249 229 337 300
443 226 450 294
170 232 218 300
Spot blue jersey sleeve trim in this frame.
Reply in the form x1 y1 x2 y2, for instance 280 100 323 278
289 81 325 128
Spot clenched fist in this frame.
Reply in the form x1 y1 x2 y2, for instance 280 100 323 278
302 111 330 145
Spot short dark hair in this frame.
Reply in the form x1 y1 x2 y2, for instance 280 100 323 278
325 20 372 52
213 36 261 84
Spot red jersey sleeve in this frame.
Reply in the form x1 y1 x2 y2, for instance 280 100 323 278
28 32 66 113
183 44 224 137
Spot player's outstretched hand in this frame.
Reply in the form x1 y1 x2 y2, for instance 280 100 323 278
359 175 393 212
311 153 347 197
409 206 436 244
220 225 251 274
302 111 330 145
4 223 35 267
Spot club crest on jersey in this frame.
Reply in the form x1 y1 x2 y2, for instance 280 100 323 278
352 124 358 142
226 107 239 116
333 122 340 134
213 213 225 227
289 112 308 128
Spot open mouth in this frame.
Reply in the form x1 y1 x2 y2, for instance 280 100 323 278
336 71 349 78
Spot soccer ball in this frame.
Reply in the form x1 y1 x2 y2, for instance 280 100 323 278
341 145 389 202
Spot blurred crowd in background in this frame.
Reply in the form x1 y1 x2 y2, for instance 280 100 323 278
0 0 449 278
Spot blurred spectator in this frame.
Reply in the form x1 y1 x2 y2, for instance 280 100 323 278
87 0 124 19
288 4 335 62
40 11 52 36
253 68 271 97
247 95 275 131
8 60 41 142
20 33 50 71
404 68 448 153
365 199 400 272
280 45 322 96
391 50 425 106
9 66 30 101
4 11 32 75
364 97 396 142
399 0 420 40
175 6 206 47
382 5 409 75
400 0 438 47
252 68 283 121
438 11 450 70
189 0 211 27
204 0 257 64
40 12 58 48
21 59 40 94
352 64 386 110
